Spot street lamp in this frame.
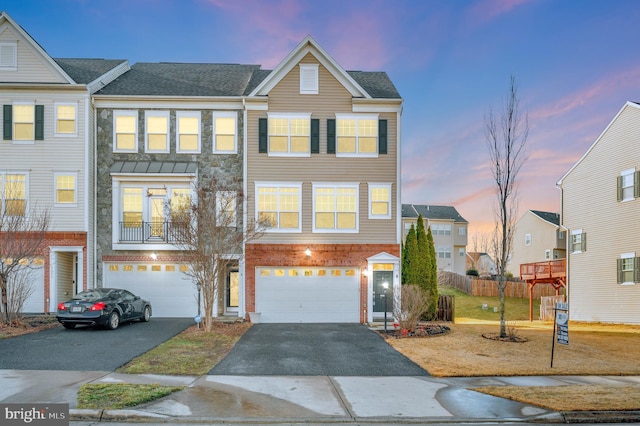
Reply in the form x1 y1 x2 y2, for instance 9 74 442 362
382 281 389 332
196 282 202 329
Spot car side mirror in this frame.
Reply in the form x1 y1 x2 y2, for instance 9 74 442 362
134 296 140 300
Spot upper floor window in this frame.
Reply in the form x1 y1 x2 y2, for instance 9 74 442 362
432 224 451 236
0 42 17 70
113 110 138 152
256 183 301 232
267 113 311 156
3 104 44 142
212 112 237 153
313 183 358 233
459 226 466 236
299 64 319 94
571 229 586 253
459 247 465 257
0 172 27 216
525 233 532 246
368 183 391 219
177 111 200 153
145 111 169 153
54 173 77 206
617 252 638 285
558 230 565 240
436 246 452 259
617 168 638 202
335 114 378 157
545 249 551 260
55 103 77 136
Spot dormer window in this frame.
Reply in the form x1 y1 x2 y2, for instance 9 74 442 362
299 64 318 94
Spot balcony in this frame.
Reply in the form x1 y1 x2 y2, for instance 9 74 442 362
119 221 182 244
520 259 566 283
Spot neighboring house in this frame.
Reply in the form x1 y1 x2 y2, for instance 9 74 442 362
0 12 128 313
93 62 254 318
401 204 468 276
466 252 496 277
508 210 566 276
244 37 403 323
557 101 640 324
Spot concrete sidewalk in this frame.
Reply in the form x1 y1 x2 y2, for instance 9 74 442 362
2 370 640 424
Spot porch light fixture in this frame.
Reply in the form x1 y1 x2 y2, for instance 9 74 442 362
304 247 312 257
382 281 389 332
150 253 158 260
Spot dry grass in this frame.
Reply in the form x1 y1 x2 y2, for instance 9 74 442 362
0 315 59 339
387 319 640 412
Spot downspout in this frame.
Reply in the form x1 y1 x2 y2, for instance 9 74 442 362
91 96 97 290
241 97 248 319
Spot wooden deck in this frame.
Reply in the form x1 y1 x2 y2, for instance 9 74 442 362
519 259 566 321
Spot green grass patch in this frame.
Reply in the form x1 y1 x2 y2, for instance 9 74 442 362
117 323 249 375
439 285 540 321
77 383 184 409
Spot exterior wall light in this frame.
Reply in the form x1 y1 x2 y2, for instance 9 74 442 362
304 247 312 257
150 253 158 260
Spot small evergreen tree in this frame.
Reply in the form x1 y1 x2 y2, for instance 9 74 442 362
402 224 418 285
425 225 438 319
415 214 429 289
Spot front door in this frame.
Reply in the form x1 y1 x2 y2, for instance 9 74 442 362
225 270 239 314
373 271 393 313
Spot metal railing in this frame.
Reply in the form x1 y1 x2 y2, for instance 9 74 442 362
119 221 181 244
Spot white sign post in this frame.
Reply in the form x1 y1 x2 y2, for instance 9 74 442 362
551 302 568 368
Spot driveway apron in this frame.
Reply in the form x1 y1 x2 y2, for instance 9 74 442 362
210 323 428 376
0 318 193 371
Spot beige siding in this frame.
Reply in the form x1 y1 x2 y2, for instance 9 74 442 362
0 91 87 231
509 212 562 276
247 54 398 244
562 104 640 324
0 24 68 84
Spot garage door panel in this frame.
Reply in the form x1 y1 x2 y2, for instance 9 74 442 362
256 267 360 323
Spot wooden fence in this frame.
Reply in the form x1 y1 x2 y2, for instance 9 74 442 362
438 271 563 300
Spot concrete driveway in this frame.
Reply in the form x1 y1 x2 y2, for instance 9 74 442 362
0 317 192 371
210 323 429 376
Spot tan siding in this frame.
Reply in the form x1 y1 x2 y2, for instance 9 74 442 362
562 104 640 323
247 54 398 245
0 25 67 83
509 212 562 276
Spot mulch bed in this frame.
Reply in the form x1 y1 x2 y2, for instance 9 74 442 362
378 323 451 338
482 332 529 342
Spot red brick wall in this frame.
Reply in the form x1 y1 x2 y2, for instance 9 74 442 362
245 243 400 323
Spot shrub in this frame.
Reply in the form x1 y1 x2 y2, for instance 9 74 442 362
466 269 479 276
393 285 430 333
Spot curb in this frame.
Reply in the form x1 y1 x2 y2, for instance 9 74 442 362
562 410 640 423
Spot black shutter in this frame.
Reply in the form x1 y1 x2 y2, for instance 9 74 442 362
327 119 335 154
378 119 387 154
3 105 12 140
635 171 640 199
617 258 624 284
35 105 44 140
635 257 640 283
581 232 587 252
258 118 267 153
310 118 319 153
617 175 623 202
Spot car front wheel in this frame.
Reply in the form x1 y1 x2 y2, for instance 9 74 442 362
140 306 151 322
106 311 120 330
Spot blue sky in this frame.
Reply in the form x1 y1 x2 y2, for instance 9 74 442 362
5 0 640 240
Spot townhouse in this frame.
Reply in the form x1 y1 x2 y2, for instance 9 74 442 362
557 101 640 324
0 12 128 313
401 204 468 276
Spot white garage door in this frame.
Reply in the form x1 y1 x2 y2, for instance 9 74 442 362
255 267 360 323
21 265 45 313
104 263 196 317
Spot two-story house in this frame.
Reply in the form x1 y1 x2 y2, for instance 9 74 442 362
508 210 565 276
0 12 128 313
557 101 640 324
401 204 468 275
244 37 403 323
93 62 256 318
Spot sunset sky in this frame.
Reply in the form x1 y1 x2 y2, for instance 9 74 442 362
5 0 640 242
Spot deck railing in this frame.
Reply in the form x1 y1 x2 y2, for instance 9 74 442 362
119 221 182 244
520 259 566 280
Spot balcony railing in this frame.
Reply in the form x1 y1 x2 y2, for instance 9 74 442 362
119 221 182 244
519 259 566 281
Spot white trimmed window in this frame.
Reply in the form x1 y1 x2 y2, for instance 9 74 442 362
618 252 636 285
336 114 378 157
268 113 311 156
459 247 465 257
545 249 551 260
54 103 77 136
177 111 201 153
368 183 391 219
113 110 138 152
313 183 358 233
432 224 451 236
459 226 466 236
618 168 636 202
13 103 35 141
216 191 237 227
436 246 452 259
571 229 586 253
54 173 77 206
0 172 27 216
0 42 17 70
256 183 302 232
212 112 237 153
525 233 532 246
299 64 319 94
145 111 169 153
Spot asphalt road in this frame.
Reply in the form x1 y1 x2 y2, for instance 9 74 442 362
210 323 429 376
0 317 193 371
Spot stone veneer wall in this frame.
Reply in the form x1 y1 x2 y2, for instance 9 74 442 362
244 243 401 323
94 108 244 286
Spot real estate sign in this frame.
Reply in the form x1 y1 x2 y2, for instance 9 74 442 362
555 302 569 345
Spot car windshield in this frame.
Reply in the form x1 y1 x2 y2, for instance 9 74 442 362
72 290 106 301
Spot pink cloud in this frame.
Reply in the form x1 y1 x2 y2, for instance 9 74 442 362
464 0 534 29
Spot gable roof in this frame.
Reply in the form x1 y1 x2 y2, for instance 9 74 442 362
529 210 560 226
401 204 468 223
96 62 262 97
249 35 400 99
557 101 640 186
54 58 128 84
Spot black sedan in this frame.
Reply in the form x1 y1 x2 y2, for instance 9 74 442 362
56 288 152 330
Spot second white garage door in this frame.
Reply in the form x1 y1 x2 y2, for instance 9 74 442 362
255 267 360 323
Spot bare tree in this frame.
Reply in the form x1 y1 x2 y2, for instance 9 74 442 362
170 177 264 332
0 178 51 325
485 75 529 338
